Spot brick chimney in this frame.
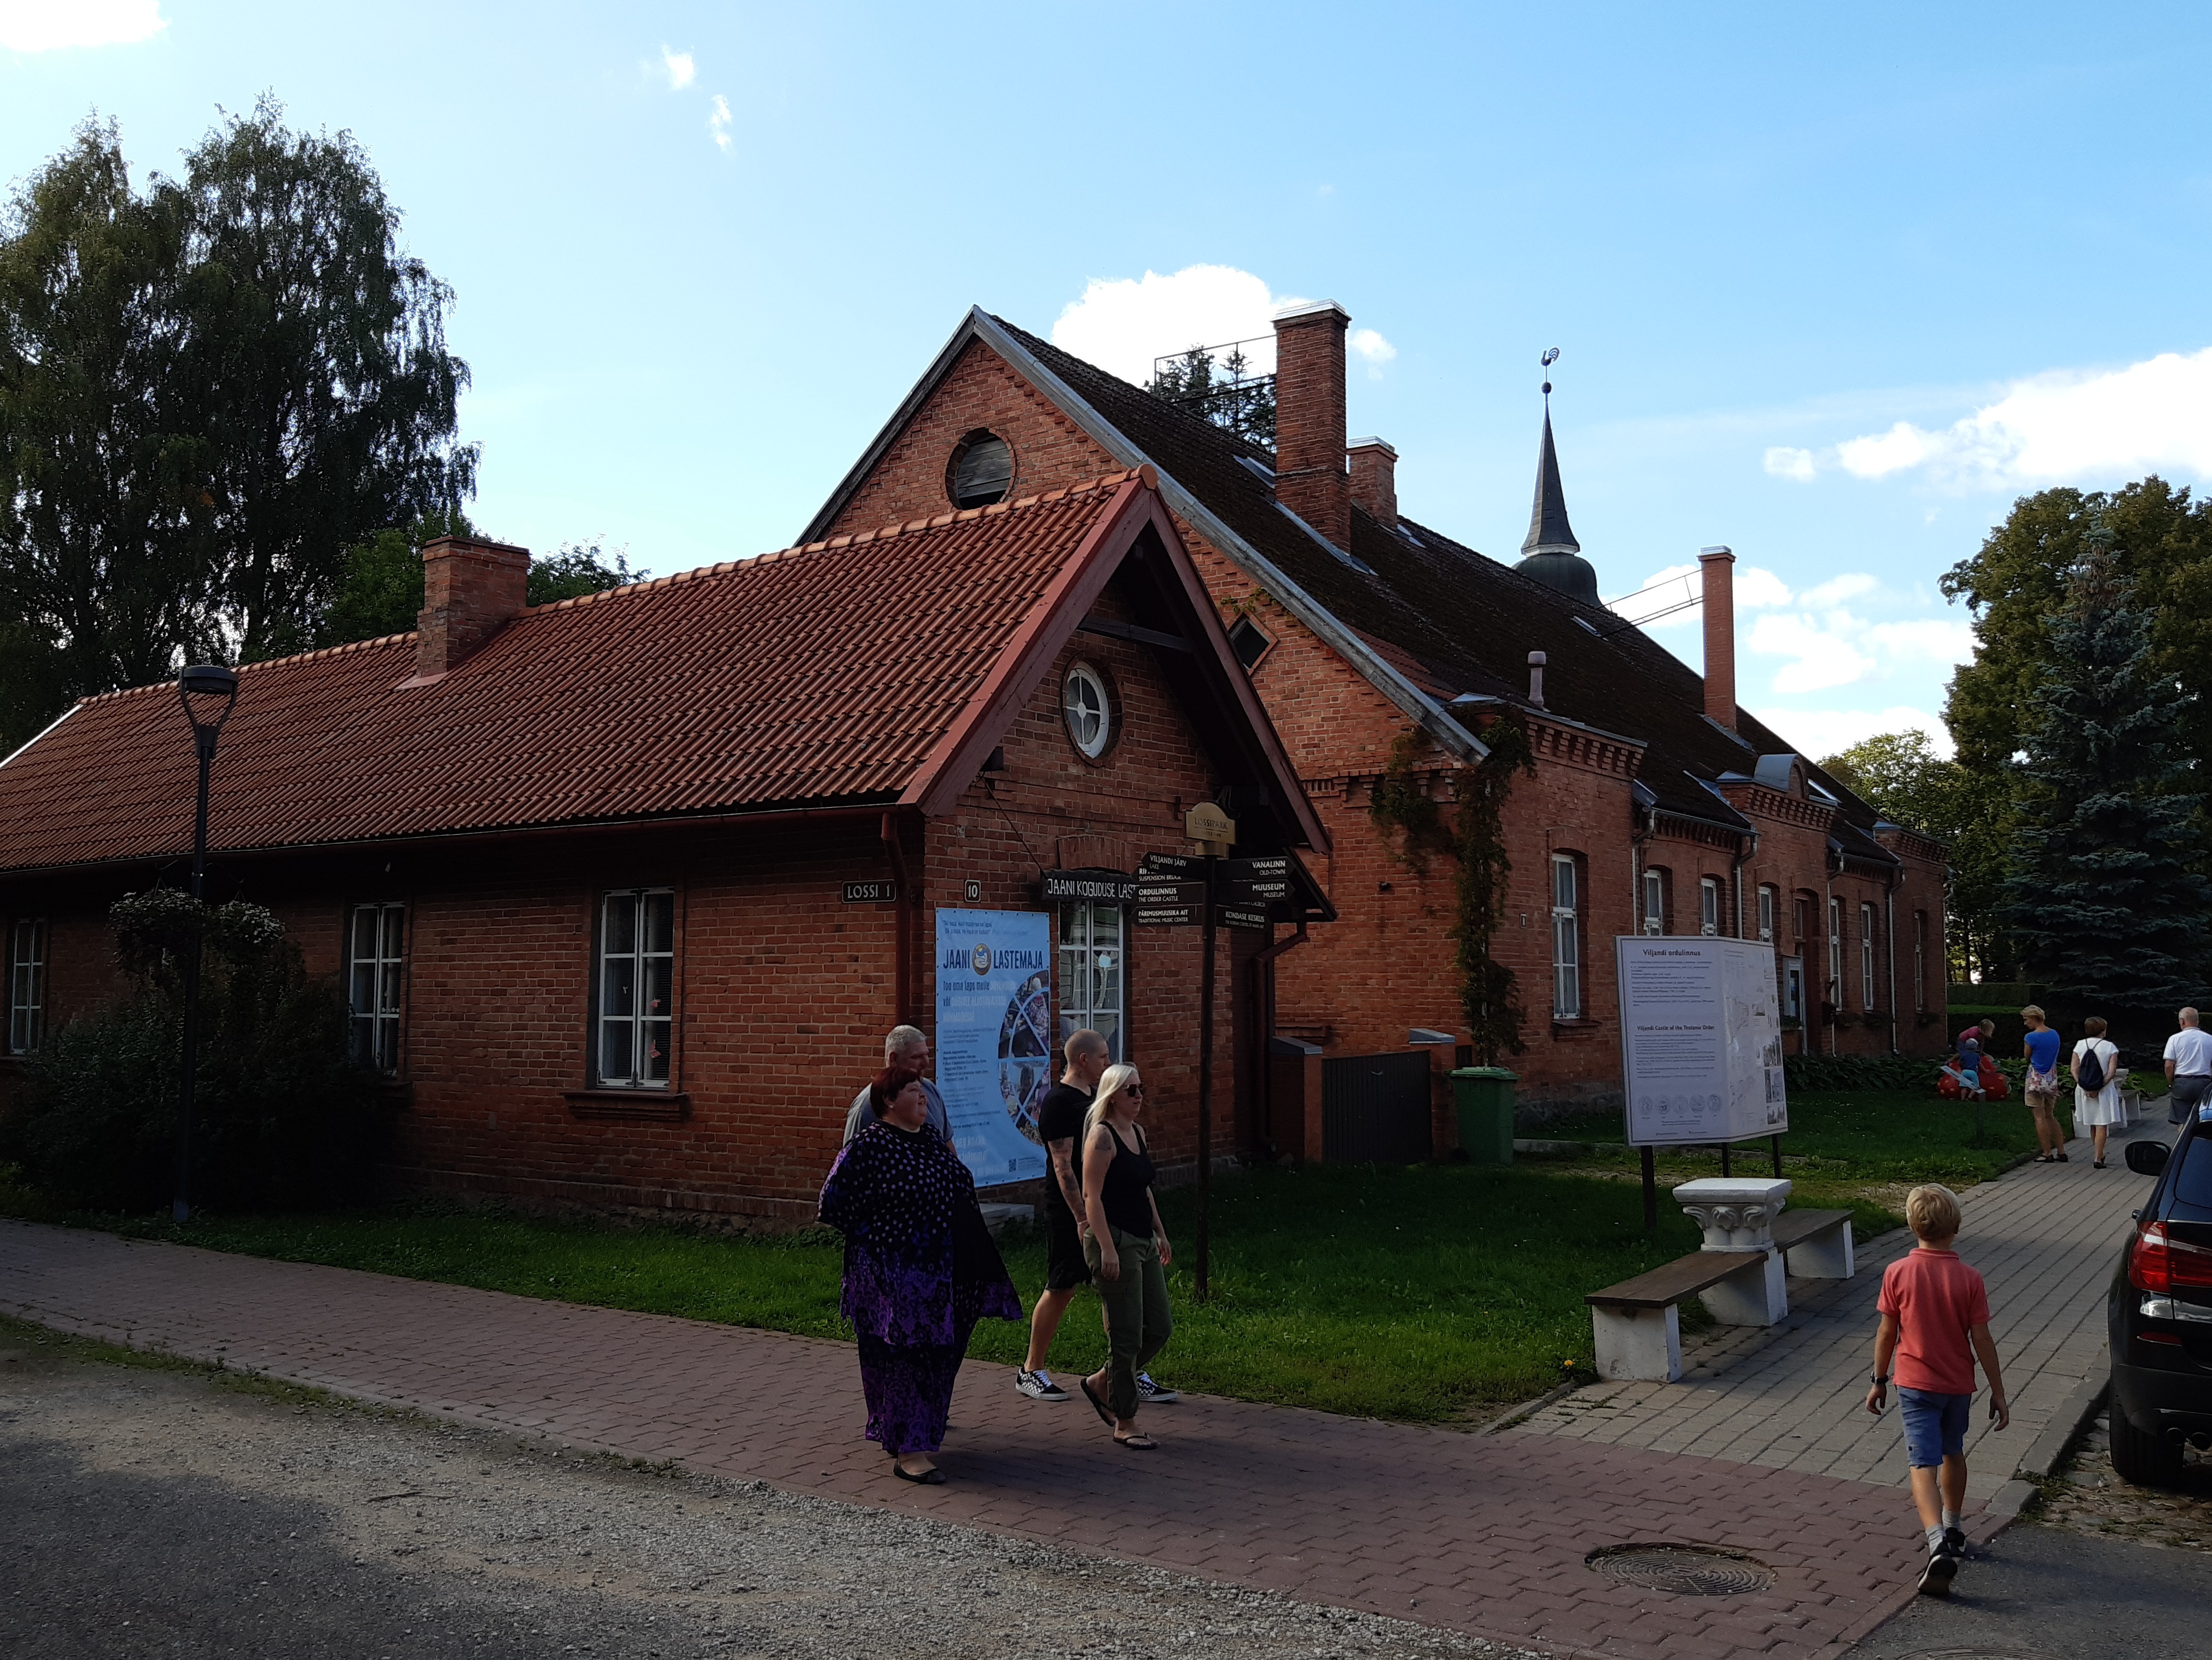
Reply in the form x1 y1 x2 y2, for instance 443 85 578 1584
1699 545 1736 730
415 536 530 681
1347 437 1397 529
1272 300 1351 549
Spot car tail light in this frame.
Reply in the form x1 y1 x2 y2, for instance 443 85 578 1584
2129 1221 2212 1293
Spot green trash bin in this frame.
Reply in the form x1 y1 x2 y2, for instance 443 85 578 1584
1450 1066 1518 1164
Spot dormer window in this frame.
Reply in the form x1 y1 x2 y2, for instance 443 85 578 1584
948 431 1014 508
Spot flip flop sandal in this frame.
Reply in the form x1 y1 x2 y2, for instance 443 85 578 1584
1114 1433 1158 1450
1079 1374 1115 1426
892 1464 947 1485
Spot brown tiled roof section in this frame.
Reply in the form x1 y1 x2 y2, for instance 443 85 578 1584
989 319 1902 855
0 475 1141 872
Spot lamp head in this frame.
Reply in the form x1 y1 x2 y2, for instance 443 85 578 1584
178 665 239 699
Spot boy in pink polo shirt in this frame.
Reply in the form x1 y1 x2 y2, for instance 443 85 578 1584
1865 1183 2010 1597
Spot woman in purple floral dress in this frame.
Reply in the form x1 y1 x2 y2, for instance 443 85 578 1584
818 1066 1021 1483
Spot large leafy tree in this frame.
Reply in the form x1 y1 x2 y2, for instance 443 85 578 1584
2002 532 2209 1013
1941 477 2212 784
1819 730 2012 983
0 103 474 748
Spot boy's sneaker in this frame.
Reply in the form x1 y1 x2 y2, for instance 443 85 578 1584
1916 1543 1958 1597
1941 1526 1967 1559
1136 1373 1180 1404
1015 1369 1070 1402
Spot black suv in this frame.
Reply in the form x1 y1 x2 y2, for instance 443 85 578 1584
2110 1116 2212 1484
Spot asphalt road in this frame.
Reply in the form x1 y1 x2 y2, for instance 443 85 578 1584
1843 1519 2212 1660
1 1322 1530 1660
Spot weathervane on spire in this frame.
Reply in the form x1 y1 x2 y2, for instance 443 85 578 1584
1541 346 1560 398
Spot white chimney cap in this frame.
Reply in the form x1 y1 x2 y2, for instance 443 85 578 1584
1273 299 1350 325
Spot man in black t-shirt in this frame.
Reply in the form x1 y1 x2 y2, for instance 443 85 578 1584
1015 1029 1110 1401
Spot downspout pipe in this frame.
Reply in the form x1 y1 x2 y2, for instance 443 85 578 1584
1732 829 1757 940
1887 861 1903 1057
1251 921 1313 1158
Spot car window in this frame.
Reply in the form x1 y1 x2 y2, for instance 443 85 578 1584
2169 1125 2212 1221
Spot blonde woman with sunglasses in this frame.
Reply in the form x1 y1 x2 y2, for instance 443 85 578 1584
1076 1064 1173 1448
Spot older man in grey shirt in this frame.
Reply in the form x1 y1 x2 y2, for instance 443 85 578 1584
842 1024 953 1146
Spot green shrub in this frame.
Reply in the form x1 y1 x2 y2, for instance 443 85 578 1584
0 893 391 1212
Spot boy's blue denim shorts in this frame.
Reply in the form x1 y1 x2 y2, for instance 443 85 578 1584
1897 1386 1972 1467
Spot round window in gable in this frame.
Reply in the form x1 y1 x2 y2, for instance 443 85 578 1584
1062 661 1113 759
948 431 1014 509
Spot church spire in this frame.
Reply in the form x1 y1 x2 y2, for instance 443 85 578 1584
1512 350 1599 605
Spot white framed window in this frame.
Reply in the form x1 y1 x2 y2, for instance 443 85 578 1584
1642 868 1664 936
598 889 675 1087
1057 902 1125 1061
1699 876 1720 936
1551 854 1581 1019
1827 897 1843 1005
1861 901 1878 1008
1062 661 1113 759
347 903 406 1073
1757 885 1776 944
1914 912 1928 1013
9 918 46 1054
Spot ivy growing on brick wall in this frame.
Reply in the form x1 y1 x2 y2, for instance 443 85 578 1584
1369 714 1539 1065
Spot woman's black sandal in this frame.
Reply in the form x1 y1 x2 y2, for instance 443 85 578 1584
893 1464 947 1485
1080 1374 1115 1426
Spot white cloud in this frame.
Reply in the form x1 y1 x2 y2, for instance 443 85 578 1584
1763 445 1815 481
708 95 732 152
1749 705 1954 761
1751 612 1878 691
1 0 164 50
1865 618 1977 663
660 45 696 89
1053 266 1296 383
1798 572 1877 608
1351 327 1396 378
1798 346 2212 490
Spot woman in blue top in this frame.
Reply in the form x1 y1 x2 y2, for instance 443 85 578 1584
2021 1004 2068 1163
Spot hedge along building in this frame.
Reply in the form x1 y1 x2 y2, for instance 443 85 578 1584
804 304 1949 1128
0 471 1329 1220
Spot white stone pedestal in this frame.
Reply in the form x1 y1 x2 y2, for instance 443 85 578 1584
1593 1305 1682 1383
1785 1223 1855 1280
1674 1177 1792 1326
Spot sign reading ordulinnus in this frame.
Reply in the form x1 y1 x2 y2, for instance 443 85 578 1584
935 909 1053 1188
1615 937 1788 1147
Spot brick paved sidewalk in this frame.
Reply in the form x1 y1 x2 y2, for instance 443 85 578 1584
3 1220 1938 1660
1514 1117 2158 1505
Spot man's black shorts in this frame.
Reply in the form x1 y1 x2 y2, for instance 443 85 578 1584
1043 1191 1091 1291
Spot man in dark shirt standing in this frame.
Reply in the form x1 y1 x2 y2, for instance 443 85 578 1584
1016 1029 1110 1401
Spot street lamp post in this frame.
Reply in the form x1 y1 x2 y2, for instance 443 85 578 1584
172 664 240 1223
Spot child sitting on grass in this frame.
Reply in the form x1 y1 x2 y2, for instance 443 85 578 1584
1864 1183 2010 1598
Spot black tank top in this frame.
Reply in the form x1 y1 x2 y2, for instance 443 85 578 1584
1099 1122 1155 1237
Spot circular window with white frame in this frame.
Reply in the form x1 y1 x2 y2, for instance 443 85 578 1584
1062 661 1114 761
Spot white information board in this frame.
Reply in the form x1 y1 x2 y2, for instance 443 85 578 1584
934 909 1053 1188
1615 936 1788 1147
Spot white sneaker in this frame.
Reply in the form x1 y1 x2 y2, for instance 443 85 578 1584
1016 1368 1070 1401
1136 1373 1180 1404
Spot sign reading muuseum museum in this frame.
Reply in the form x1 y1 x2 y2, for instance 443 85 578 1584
1614 937 1788 1147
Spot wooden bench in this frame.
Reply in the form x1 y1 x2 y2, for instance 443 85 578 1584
1769 1207 1854 1280
1586 1250 1772 1383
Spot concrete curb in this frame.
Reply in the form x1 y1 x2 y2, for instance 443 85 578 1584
2016 1367 2111 1482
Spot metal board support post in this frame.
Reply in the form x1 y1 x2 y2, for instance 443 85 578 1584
1641 1145 1657 1233
1771 1133 1783 1177
1195 852 1216 1301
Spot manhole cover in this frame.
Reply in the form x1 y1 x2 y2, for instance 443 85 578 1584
1585 1543 1776 1595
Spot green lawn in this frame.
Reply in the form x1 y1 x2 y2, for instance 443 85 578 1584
0 1087 2055 1426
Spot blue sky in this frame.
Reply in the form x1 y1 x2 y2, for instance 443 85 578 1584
8 2 2211 758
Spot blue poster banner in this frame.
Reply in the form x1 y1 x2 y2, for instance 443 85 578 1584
934 908 1053 1188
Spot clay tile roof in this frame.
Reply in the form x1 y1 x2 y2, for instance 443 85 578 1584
0 475 1141 873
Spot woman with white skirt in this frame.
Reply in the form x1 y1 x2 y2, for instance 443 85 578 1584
2071 1015 2124 1169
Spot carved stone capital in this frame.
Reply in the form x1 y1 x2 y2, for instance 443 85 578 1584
1672 1177 1792 1252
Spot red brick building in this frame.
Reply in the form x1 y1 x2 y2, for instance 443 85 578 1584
0 473 1327 1218
805 303 1949 1125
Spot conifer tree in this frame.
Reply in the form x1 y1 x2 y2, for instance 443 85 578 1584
2005 527 2210 1011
